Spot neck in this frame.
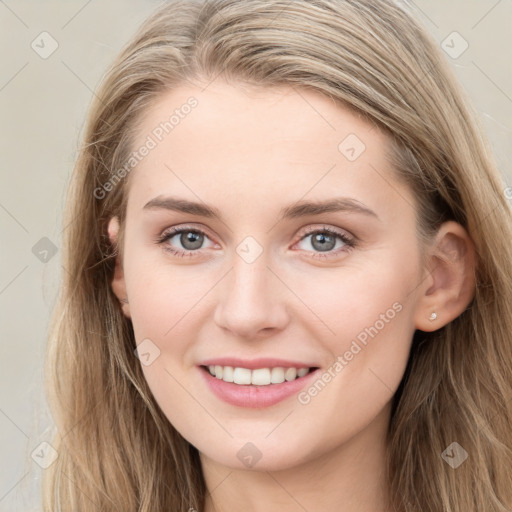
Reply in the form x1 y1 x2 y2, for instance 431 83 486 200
200 402 393 512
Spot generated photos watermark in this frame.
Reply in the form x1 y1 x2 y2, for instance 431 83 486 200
298 301 403 405
93 96 198 200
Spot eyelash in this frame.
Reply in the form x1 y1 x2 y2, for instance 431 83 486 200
155 224 356 260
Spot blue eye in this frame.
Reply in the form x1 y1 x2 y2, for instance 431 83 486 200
156 224 356 260
156 226 215 258
295 226 355 259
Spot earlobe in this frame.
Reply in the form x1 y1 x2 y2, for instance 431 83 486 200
414 221 476 332
107 216 131 318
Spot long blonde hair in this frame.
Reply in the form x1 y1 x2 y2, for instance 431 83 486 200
43 1 512 510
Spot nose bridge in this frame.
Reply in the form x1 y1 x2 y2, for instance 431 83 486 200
232 245 269 297
230 233 272 293
214 236 289 337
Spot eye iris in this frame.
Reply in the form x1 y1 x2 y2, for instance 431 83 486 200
311 232 335 252
181 231 203 250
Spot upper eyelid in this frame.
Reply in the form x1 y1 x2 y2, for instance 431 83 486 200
161 223 354 246
162 224 218 244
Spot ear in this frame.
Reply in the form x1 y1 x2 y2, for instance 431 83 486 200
414 220 476 332
107 216 131 319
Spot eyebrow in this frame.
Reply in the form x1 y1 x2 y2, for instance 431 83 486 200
143 195 379 222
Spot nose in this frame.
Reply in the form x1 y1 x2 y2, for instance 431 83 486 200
213 249 290 340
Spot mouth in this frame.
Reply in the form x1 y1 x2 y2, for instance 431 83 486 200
198 363 322 408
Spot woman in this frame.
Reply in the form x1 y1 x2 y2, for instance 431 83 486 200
43 0 512 510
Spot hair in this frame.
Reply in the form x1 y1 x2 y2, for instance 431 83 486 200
43 0 512 510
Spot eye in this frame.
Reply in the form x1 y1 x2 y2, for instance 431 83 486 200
155 225 216 258
293 225 356 260
155 224 356 260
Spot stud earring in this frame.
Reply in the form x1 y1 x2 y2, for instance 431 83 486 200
121 298 129 304
429 312 437 321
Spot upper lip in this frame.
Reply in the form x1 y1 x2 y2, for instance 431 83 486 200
199 357 319 370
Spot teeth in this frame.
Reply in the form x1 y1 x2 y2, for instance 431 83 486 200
285 368 297 381
297 368 309 377
222 366 234 382
206 365 312 385
252 368 270 386
233 367 252 385
271 367 285 384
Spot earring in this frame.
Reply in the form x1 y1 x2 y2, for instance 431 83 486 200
121 298 129 304
429 312 437 321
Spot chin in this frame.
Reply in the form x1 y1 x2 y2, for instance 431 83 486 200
197 437 313 473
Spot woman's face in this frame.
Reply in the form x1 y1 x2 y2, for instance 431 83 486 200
110 80 426 471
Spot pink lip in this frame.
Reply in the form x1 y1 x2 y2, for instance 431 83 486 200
199 357 317 370
198 365 321 408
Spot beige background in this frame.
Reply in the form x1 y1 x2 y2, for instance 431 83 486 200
1 1 511 510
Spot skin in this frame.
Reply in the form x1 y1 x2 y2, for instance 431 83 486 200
108 79 475 512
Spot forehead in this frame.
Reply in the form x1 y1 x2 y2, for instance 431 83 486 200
134 79 382 156
124 80 410 221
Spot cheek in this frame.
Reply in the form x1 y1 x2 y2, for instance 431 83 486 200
289 251 416 345
125 259 211 436
292 253 417 403
124 247 205 341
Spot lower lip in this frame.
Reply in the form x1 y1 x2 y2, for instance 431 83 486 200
198 366 320 408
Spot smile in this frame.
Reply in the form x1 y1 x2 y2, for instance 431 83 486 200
198 364 321 408
204 365 315 385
